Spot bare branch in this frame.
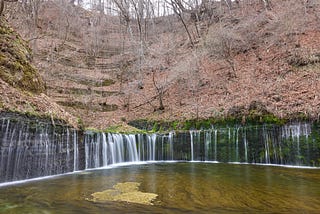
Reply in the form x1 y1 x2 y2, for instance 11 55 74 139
0 0 4 16
1 0 18 16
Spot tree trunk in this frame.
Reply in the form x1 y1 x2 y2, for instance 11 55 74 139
224 0 232 10
152 70 165 111
177 12 194 47
0 0 4 16
261 0 271 10
158 92 165 110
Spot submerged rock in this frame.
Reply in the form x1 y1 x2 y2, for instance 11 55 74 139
88 182 158 205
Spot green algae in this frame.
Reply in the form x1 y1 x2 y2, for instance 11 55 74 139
88 182 158 205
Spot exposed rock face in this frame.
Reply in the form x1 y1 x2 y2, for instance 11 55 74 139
0 17 45 93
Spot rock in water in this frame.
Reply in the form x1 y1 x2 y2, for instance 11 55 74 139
88 182 158 205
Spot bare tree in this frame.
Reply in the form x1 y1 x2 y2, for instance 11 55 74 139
185 52 202 119
0 0 17 16
152 69 165 111
166 0 195 47
261 0 271 10
205 26 245 79
0 0 4 15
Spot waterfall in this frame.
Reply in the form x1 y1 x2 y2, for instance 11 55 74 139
214 129 217 161
243 130 248 163
85 133 140 168
263 125 271 164
190 131 194 161
146 134 157 161
102 133 108 166
280 122 312 165
125 135 139 162
235 127 239 162
137 134 145 161
1 114 319 184
0 116 79 183
204 130 211 161
108 134 115 164
73 130 79 171
168 132 174 160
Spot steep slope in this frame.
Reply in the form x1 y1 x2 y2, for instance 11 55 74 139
6 0 320 129
0 16 78 127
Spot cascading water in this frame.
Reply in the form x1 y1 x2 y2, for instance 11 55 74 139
87 124 320 171
168 131 174 160
1 115 319 185
84 132 176 169
190 131 194 161
0 116 79 183
83 122 318 169
73 130 79 171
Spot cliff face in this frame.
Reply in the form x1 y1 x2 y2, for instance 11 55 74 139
0 16 78 128
0 17 45 93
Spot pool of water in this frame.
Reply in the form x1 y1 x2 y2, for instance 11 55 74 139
0 162 319 213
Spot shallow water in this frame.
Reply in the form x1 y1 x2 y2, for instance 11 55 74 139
0 162 319 213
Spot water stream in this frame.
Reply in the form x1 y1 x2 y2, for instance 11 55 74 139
1 115 320 184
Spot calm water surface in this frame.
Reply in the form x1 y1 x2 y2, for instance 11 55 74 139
0 162 319 213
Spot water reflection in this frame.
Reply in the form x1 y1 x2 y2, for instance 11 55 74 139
0 162 319 213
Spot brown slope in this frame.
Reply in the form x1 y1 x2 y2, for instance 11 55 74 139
0 16 78 127
6 0 320 129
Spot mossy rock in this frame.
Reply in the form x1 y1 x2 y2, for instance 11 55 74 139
88 79 115 87
0 17 45 93
104 124 143 134
88 182 158 205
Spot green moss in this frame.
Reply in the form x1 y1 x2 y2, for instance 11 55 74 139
128 113 288 132
86 127 104 133
77 78 115 87
24 110 40 118
104 124 146 134
88 182 158 205
97 79 116 87
77 117 85 130
104 125 122 133
151 122 159 132
0 110 74 129
57 101 87 109
245 113 286 125
171 121 179 130
0 17 45 93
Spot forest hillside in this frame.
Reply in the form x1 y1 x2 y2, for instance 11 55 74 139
0 16 78 127
2 0 320 129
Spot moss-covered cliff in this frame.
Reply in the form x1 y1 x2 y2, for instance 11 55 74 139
0 17 45 93
0 16 79 128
